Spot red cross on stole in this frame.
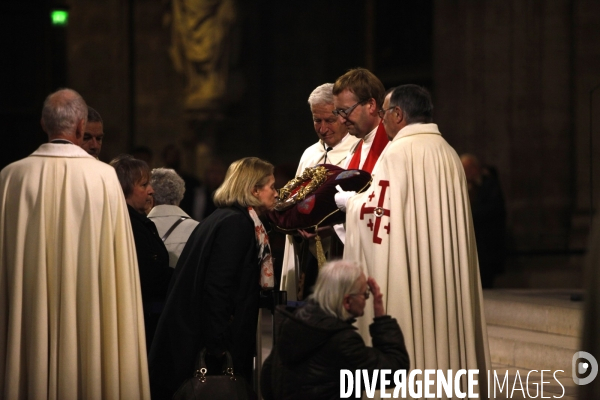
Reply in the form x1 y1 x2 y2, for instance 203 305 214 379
359 180 391 244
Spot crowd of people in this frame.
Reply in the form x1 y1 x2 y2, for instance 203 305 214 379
0 66 501 399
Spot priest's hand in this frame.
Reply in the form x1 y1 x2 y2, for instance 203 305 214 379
334 185 356 212
367 277 385 317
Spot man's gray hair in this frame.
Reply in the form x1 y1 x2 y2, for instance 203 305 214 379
389 84 434 124
87 106 103 124
150 168 186 206
41 88 88 137
307 83 334 107
310 259 363 321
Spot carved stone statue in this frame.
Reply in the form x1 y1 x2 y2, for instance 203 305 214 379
169 0 237 114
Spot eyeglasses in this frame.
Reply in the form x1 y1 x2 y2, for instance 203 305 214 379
333 100 366 119
378 106 395 119
350 287 370 300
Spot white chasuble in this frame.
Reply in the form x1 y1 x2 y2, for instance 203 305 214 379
344 124 490 399
295 133 359 175
279 133 359 299
0 144 150 400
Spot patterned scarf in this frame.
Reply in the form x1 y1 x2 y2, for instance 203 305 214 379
248 207 274 289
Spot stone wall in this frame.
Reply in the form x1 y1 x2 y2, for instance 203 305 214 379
65 0 367 176
433 0 600 252
67 0 187 168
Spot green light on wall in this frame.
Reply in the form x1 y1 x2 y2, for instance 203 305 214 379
51 10 69 26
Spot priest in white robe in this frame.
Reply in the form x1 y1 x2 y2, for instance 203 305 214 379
332 68 389 175
331 68 390 247
342 85 490 397
280 83 359 300
0 89 150 400
294 83 358 173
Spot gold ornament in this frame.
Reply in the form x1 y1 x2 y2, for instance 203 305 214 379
275 165 328 211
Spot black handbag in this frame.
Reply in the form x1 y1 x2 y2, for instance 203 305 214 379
172 348 257 400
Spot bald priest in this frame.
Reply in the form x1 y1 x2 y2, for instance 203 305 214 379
0 89 149 399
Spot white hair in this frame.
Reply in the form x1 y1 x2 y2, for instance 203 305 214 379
310 259 363 321
307 83 334 107
41 88 87 137
150 168 186 206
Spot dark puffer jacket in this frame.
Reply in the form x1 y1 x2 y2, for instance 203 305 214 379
261 300 409 400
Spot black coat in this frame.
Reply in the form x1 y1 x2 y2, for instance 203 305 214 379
261 301 410 400
127 204 172 348
468 168 506 288
148 204 261 399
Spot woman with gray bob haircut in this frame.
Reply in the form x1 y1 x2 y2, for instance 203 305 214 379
261 259 410 400
147 168 199 269
150 168 186 206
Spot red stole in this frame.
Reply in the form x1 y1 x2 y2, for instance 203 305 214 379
346 122 388 173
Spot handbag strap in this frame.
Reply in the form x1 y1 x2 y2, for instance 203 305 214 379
161 216 189 242
196 348 235 378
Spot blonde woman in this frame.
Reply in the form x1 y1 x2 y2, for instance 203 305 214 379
149 157 277 399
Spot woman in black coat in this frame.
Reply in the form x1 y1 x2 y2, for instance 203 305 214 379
261 259 410 400
110 154 172 350
148 157 277 399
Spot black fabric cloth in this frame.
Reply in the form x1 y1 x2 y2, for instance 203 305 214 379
148 204 261 400
261 301 410 400
177 171 202 217
127 204 172 349
292 234 345 300
199 184 218 219
469 167 506 288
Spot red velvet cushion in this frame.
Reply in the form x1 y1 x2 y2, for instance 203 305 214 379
267 164 371 232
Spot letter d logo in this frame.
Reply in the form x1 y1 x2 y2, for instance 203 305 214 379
572 351 598 385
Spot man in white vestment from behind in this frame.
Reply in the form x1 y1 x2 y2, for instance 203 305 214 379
0 88 150 400
280 83 359 300
340 84 491 398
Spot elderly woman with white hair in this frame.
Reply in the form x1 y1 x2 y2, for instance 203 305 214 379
261 259 409 400
147 167 199 268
